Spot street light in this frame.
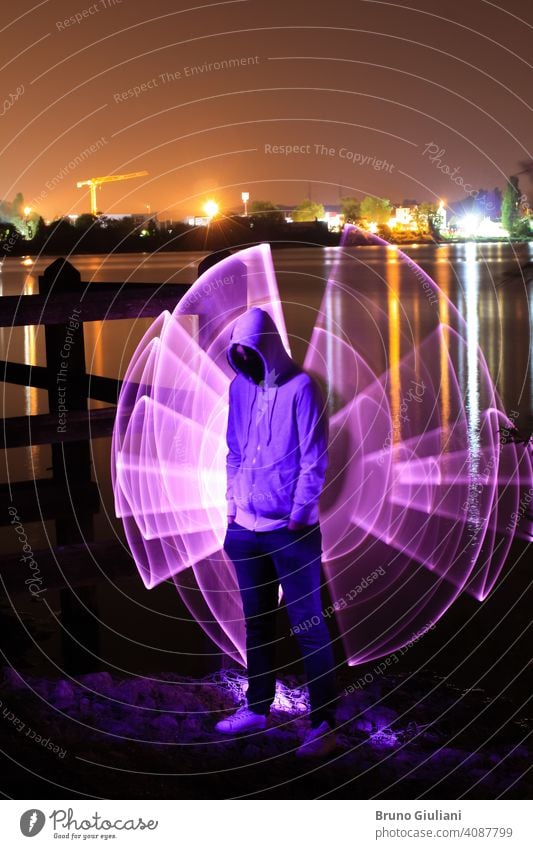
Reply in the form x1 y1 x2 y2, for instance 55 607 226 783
203 199 219 220
241 191 249 217
437 199 447 232
23 206 32 239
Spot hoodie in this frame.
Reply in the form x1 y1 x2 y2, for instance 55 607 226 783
225 307 329 531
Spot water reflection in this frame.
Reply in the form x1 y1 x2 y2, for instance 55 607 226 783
1 243 531 496
23 324 40 418
387 254 401 447
463 242 483 539
437 262 451 450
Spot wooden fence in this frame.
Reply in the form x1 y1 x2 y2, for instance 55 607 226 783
0 258 192 671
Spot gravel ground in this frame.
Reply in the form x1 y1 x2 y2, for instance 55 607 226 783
0 664 531 799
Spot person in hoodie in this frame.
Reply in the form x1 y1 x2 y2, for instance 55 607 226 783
216 306 338 757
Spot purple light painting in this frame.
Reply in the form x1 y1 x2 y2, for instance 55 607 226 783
111 229 532 667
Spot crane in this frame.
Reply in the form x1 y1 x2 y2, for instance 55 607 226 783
76 171 149 216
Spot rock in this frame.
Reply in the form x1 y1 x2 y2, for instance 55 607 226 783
354 718 374 732
52 680 76 707
158 684 180 707
116 680 142 703
181 716 202 735
138 696 157 709
104 720 132 737
151 715 179 739
1 667 26 690
79 697 91 716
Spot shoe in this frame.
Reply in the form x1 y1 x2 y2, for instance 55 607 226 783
215 706 268 734
296 720 337 758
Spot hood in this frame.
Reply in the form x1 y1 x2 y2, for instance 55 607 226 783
227 307 296 447
227 307 294 380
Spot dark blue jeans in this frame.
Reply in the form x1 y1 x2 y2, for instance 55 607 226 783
223 521 338 727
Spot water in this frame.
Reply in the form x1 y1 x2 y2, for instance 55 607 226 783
1 241 532 487
1 243 532 678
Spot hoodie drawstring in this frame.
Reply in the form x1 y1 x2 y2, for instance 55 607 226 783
242 382 256 454
266 386 277 446
242 380 277 450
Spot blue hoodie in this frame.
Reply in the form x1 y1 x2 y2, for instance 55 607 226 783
225 307 329 531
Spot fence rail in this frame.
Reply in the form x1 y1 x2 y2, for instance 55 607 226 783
0 257 194 672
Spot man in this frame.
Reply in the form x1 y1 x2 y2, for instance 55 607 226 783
216 306 338 757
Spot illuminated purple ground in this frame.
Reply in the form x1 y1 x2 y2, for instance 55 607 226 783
111 226 533 667
1 662 531 799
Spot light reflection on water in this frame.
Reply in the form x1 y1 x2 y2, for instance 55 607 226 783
387 251 401 447
463 241 483 534
437 261 451 453
0 244 531 500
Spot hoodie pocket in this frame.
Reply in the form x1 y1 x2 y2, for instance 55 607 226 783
252 468 294 518
233 469 252 511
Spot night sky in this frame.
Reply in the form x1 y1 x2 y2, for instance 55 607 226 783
2 0 532 220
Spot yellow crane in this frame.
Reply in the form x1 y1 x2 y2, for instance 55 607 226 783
76 171 149 216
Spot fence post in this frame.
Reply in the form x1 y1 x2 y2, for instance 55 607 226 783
39 258 101 673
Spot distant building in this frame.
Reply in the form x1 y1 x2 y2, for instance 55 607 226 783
182 215 211 227
100 213 157 228
395 206 414 226
67 212 158 229
320 205 344 231
388 205 418 231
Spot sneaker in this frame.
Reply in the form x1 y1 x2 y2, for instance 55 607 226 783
215 706 268 734
296 720 337 758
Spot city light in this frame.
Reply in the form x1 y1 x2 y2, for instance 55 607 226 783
459 214 480 237
203 199 219 220
23 206 33 239
476 217 509 238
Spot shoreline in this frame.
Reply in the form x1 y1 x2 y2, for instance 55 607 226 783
2 236 533 260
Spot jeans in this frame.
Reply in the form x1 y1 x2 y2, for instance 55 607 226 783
223 520 338 727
